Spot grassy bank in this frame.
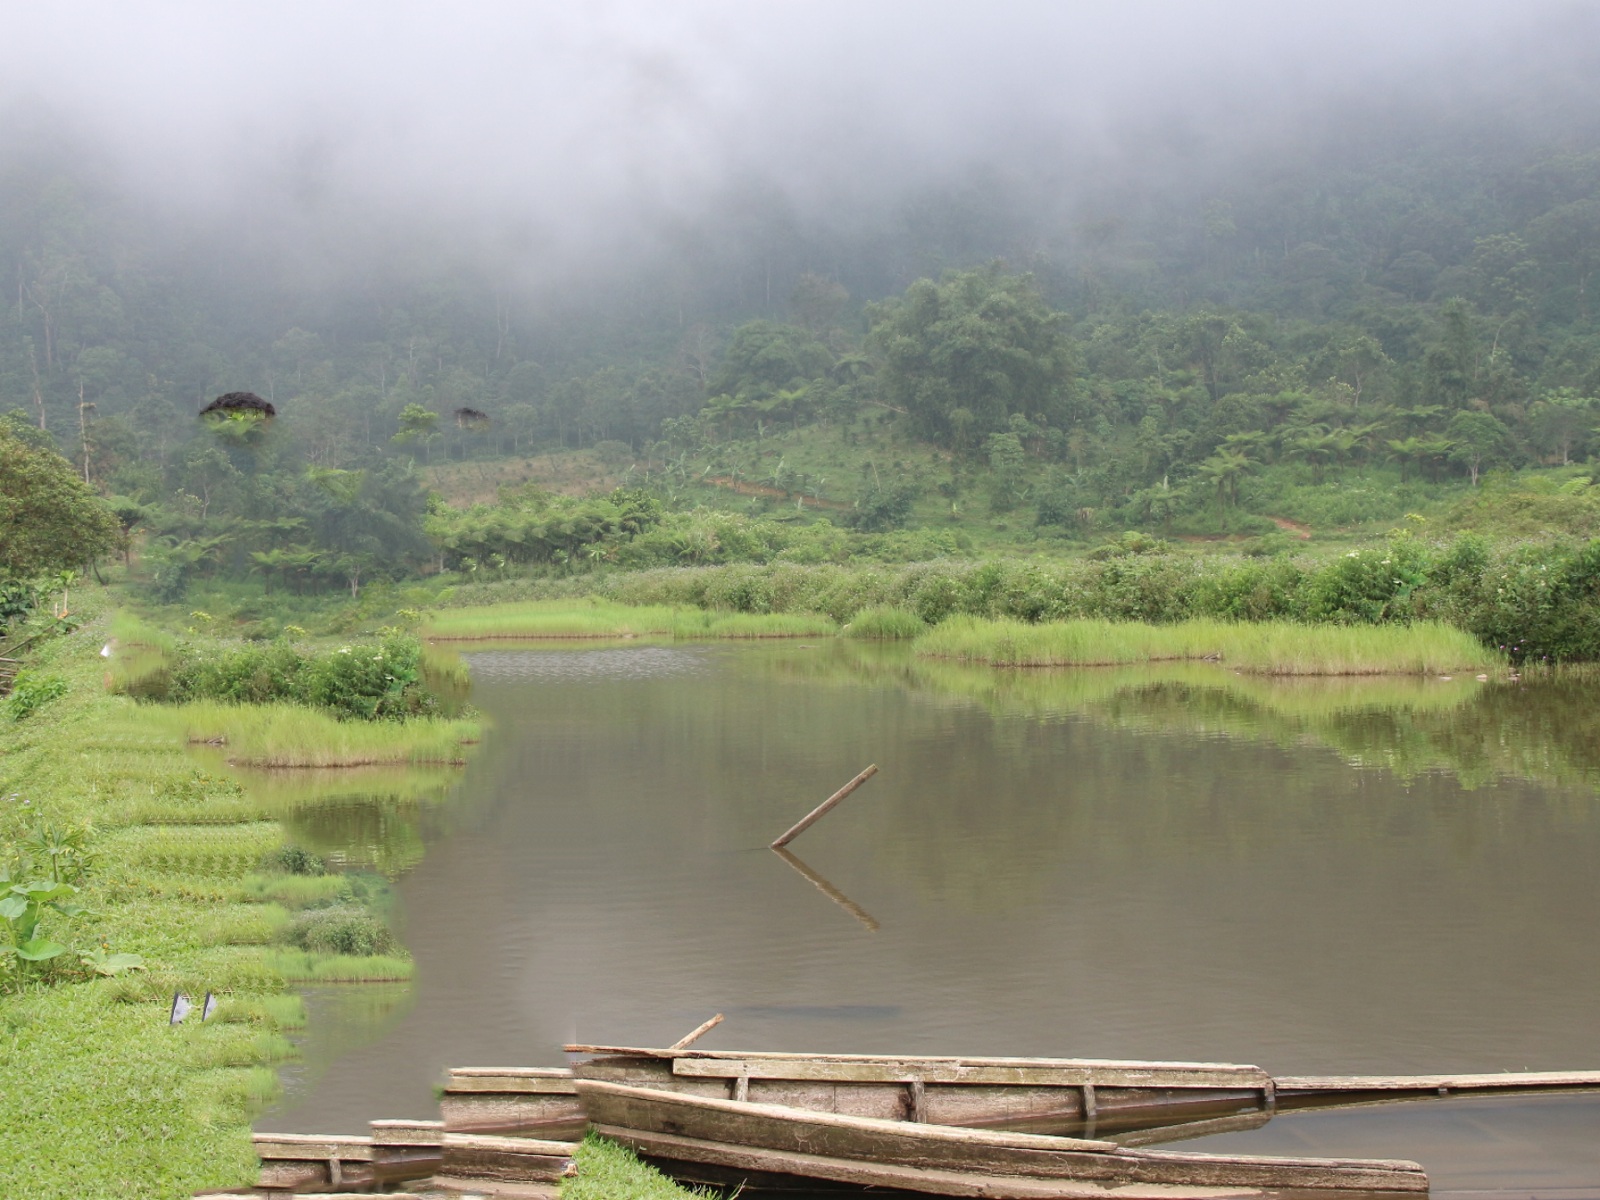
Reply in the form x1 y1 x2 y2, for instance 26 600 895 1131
914 615 1496 675
0 602 470 1199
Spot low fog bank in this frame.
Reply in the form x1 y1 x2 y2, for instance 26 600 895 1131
6 1 1598 303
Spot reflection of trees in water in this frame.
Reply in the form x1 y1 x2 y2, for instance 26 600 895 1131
241 766 469 879
442 646 1600 918
284 797 430 877
720 643 1600 909
747 643 1600 799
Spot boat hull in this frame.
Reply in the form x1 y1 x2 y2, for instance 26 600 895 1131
575 1079 1429 1196
571 1048 1276 1136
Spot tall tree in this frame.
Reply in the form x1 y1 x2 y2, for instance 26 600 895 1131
0 419 118 577
868 266 1074 447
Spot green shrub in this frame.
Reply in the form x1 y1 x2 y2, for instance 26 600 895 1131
4 671 69 720
1300 537 1426 624
143 634 434 720
284 904 396 956
264 845 325 876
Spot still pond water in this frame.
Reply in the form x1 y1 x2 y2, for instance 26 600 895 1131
260 642 1600 1194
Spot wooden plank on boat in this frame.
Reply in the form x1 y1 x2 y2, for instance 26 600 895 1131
446 1067 578 1094
576 1080 1426 1192
439 1132 577 1184
599 1124 1266 1199
1277 1070 1600 1093
369 1118 444 1146
578 1078 1116 1153
253 1131 379 1190
252 1133 373 1161
671 1056 1267 1090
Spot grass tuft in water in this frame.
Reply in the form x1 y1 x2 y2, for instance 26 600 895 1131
672 610 836 638
843 605 927 639
424 599 835 641
914 616 1497 675
424 600 681 640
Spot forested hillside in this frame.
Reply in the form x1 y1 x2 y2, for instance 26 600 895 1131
6 49 1600 598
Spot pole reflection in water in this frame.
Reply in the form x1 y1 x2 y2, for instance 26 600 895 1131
771 846 880 933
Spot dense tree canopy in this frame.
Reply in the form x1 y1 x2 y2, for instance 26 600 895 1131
868 268 1075 447
0 421 118 577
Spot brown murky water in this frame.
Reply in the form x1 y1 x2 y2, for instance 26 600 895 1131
260 643 1600 1194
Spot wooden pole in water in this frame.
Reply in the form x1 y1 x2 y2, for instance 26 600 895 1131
770 765 879 849
668 1013 725 1051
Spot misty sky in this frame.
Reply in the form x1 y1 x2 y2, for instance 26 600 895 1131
6 2 1595 280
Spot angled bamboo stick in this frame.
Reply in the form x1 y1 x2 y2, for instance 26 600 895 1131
771 765 878 848
669 1013 725 1051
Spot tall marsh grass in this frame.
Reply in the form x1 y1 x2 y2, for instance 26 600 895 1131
139 700 480 767
423 599 833 640
424 600 679 639
915 616 1497 675
673 610 835 638
843 606 927 639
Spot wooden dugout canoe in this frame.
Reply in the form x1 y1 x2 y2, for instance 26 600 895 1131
575 1078 1430 1197
566 1044 1281 1135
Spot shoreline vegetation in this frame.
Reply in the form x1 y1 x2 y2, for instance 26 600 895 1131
422 597 1498 676
913 615 1494 675
0 599 475 1198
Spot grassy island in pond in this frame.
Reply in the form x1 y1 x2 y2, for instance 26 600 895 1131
914 616 1496 675
423 599 1496 676
422 599 835 641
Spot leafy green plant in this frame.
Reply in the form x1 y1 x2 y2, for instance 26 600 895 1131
4 670 69 720
21 822 98 885
79 946 146 977
0 876 83 973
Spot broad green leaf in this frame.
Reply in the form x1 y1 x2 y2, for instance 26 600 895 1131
0 895 26 921
17 881 77 903
14 938 68 961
